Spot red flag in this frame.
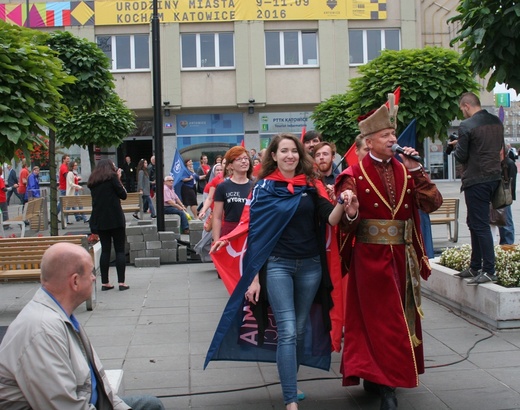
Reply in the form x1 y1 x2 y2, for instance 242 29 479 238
300 126 306 142
345 143 358 167
240 139 245 147
385 86 401 107
211 200 251 294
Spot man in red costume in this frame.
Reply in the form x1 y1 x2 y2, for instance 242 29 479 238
335 93 442 410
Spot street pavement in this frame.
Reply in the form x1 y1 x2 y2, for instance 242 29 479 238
1 181 520 409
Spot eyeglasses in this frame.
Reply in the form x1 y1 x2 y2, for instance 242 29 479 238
234 156 250 163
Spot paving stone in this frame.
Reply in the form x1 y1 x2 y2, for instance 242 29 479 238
126 235 144 243
189 220 204 231
161 240 177 249
160 249 177 263
141 225 158 235
143 233 159 242
145 250 161 258
178 246 188 262
129 242 146 251
189 230 202 245
146 241 162 250
134 257 160 268
126 226 143 236
158 232 176 241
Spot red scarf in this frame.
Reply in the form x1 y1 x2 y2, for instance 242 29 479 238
264 168 328 198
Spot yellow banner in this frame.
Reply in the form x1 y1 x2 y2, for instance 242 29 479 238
94 0 387 25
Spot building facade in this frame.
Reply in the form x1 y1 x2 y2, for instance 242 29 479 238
1 0 501 179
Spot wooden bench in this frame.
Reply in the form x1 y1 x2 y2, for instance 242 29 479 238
430 198 460 242
1 197 45 237
61 192 142 228
0 235 97 310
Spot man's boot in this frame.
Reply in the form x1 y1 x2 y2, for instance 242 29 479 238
379 385 397 410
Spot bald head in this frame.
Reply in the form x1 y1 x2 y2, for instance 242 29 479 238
41 243 92 286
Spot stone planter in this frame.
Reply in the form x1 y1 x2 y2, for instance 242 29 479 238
422 258 520 329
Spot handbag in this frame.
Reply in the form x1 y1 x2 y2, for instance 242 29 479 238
492 145 513 210
489 206 506 227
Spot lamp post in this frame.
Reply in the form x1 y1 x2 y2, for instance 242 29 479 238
151 0 165 231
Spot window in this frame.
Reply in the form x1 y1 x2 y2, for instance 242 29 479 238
181 33 234 69
349 29 400 65
265 31 318 67
96 34 150 71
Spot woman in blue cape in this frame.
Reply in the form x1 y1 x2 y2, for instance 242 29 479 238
206 133 353 410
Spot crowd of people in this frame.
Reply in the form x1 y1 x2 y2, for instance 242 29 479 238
0 90 516 409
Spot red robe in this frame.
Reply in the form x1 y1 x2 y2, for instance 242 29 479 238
335 154 442 388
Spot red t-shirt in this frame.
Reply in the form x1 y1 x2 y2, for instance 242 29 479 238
59 163 68 190
204 173 224 194
0 178 6 203
18 168 29 194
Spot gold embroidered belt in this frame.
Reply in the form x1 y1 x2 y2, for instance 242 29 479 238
357 219 406 245
356 218 424 347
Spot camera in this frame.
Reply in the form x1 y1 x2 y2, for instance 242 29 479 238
163 101 170 106
445 133 458 155
248 98 255 104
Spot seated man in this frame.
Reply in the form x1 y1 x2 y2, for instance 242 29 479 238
0 243 164 410
163 176 190 234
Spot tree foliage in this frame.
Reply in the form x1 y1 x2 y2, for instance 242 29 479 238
312 47 479 154
56 93 136 170
47 31 114 110
0 21 74 163
449 0 520 92
47 31 135 170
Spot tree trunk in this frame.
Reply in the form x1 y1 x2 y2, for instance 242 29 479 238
88 143 96 172
49 130 58 236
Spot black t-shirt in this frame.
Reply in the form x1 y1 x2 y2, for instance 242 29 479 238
214 179 253 222
271 187 334 259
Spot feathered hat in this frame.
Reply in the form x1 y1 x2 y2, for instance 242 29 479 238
358 93 398 136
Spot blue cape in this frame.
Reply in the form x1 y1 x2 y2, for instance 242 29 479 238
204 179 332 370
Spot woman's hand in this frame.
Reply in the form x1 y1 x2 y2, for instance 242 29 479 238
209 239 228 253
198 210 206 219
340 189 359 219
245 279 260 305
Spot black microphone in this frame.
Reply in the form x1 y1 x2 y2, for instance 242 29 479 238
391 144 422 162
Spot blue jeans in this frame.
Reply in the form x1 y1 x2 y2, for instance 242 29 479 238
464 181 500 274
499 205 515 245
122 395 164 410
164 206 189 231
57 189 66 214
265 255 322 405
142 195 156 217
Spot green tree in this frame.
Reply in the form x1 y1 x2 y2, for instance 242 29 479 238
312 47 479 154
45 31 134 234
449 0 520 92
0 21 73 163
56 93 136 170
47 31 135 170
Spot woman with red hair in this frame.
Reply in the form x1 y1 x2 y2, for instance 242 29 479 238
212 146 253 241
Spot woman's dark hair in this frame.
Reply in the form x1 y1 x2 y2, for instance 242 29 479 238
87 159 117 188
258 133 316 183
136 159 148 179
68 161 76 172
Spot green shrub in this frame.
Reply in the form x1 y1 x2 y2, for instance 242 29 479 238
439 245 520 288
